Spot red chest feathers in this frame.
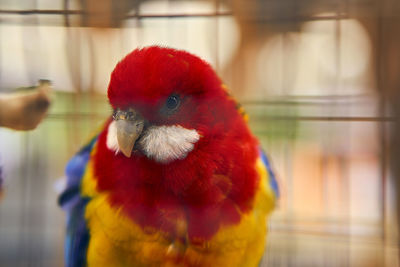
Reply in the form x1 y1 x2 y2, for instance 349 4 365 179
92 119 259 241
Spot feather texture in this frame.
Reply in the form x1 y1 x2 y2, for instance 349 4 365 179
60 46 278 266
59 137 97 267
78 149 276 266
259 149 279 198
60 141 277 266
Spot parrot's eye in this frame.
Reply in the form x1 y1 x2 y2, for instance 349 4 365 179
160 94 181 117
166 95 180 110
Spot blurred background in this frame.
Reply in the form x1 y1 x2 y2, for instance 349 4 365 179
0 0 399 266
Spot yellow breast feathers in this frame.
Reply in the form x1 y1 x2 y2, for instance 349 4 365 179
81 156 275 267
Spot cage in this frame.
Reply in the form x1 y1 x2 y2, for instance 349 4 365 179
0 0 398 266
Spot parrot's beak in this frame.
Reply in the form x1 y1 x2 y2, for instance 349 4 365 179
114 110 144 157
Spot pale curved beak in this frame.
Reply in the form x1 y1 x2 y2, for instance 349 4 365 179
115 112 144 157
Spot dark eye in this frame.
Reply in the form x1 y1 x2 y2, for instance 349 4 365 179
166 95 180 110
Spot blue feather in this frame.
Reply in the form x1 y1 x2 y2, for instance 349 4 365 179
259 148 279 198
59 137 97 267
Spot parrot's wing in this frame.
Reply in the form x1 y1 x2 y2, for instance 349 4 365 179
58 137 98 267
258 148 279 198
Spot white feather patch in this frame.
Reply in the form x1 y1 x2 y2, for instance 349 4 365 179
106 122 200 163
106 121 120 154
138 125 200 163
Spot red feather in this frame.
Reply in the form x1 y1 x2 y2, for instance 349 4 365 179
94 46 259 240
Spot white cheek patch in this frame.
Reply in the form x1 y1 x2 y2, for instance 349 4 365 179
138 125 200 163
106 122 200 163
106 121 120 154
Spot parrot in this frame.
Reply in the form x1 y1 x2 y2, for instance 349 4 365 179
59 46 279 267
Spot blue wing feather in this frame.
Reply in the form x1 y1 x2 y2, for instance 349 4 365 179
59 137 97 267
258 148 279 198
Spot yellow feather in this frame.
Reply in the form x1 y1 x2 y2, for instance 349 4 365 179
81 154 275 267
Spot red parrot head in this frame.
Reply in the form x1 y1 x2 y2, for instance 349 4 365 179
106 46 240 163
96 47 259 239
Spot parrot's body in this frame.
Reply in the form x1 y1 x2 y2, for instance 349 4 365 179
60 46 278 267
